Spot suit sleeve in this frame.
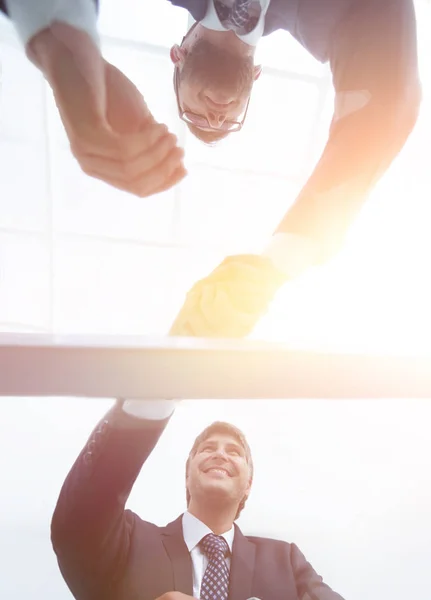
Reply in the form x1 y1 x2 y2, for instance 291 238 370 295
3 0 99 47
275 0 421 262
291 543 345 600
51 400 172 599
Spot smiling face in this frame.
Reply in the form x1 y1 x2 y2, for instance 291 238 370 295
186 423 253 520
170 25 261 140
176 39 255 131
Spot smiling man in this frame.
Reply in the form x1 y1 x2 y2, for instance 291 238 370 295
185 421 253 534
51 399 345 600
168 0 422 337
2 0 422 337
170 15 263 143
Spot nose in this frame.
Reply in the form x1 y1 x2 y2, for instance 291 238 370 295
206 110 227 129
211 447 229 460
205 91 236 106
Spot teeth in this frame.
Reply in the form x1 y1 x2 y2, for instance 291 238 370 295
208 468 228 475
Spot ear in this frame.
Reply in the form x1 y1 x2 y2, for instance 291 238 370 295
170 44 187 67
253 64 263 81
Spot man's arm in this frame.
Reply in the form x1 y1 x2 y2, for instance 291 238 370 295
51 400 177 598
160 0 421 340
4 0 100 48
274 0 421 265
3 1 186 197
291 543 345 600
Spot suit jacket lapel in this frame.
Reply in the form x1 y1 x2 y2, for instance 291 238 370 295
161 515 194 596
229 524 256 600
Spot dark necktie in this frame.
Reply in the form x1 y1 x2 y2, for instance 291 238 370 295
200 533 230 600
230 0 254 28
214 0 260 35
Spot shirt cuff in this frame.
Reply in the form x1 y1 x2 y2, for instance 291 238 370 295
122 400 179 420
5 0 99 48
262 233 318 278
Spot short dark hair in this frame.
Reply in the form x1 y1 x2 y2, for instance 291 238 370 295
185 421 253 520
186 122 230 145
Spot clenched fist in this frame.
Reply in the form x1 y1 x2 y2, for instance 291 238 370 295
169 254 287 338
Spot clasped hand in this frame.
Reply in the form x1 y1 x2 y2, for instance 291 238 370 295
29 23 186 197
170 254 287 338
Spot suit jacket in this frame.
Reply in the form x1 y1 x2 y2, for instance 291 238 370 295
0 0 355 60
168 0 356 63
168 0 421 260
51 402 345 600
1 0 420 261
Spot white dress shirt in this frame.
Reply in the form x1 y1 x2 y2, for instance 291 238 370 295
122 399 178 420
262 232 318 278
5 0 99 47
182 510 234 598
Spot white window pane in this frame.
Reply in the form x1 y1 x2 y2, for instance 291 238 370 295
170 246 227 300
101 42 182 135
0 232 51 329
256 29 330 77
185 75 321 177
53 238 182 334
0 140 49 231
178 166 299 248
45 88 70 150
0 39 46 142
51 146 176 242
98 0 188 48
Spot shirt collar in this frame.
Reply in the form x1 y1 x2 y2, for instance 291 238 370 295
200 0 270 46
182 511 235 554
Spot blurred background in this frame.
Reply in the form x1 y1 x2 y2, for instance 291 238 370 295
0 1 431 599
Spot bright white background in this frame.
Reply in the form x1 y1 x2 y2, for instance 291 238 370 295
1 1 431 599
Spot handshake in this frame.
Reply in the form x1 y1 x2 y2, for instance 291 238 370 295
169 254 287 338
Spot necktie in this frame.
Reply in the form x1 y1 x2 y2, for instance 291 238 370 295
200 533 230 600
214 0 260 34
230 0 254 29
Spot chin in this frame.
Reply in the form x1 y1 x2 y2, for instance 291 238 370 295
201 481 231 498
203 480 229 491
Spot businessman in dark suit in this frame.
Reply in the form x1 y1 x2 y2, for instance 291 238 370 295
51 399 345 600
1 1 422 338
167 0 422 337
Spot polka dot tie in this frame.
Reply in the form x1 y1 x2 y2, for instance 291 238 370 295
200 533 230 600
230 0 254 29
214 0 260 35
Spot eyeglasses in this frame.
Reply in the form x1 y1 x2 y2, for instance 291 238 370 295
173 67 250 133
